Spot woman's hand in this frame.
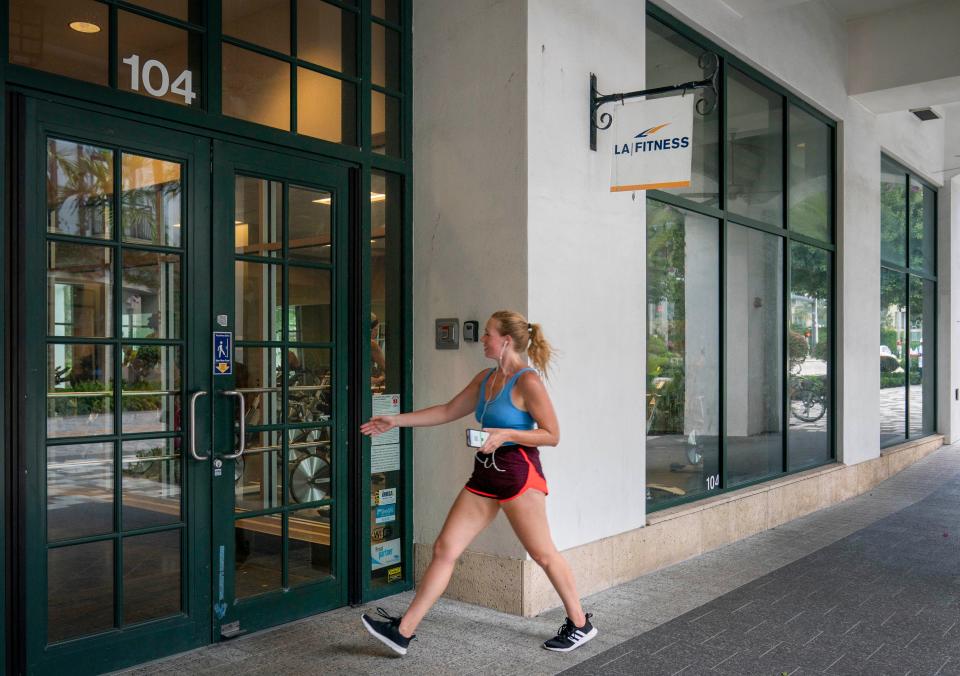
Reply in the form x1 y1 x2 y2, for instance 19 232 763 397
361 415 398 436
478 428 510 454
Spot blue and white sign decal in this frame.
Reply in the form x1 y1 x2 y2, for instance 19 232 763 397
213 331 233 375
371 538 402 570
610 95 694 192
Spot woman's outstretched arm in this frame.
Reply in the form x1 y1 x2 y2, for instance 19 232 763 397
360 369 489 436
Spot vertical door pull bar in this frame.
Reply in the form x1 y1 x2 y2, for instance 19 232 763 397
189 390 210 461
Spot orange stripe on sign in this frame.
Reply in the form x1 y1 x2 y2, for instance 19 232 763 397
610 180 691 192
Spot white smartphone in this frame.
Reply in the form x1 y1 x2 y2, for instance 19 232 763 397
465 429 490 448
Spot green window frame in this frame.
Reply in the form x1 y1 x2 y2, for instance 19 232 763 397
3 0 415 609
645 3 837 512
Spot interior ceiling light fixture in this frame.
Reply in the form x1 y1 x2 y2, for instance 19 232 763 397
910 108 940 122
69 21 101 33
313 192 386 205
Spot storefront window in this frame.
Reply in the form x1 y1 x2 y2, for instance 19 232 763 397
727 69 783 227
880 156 936 448
644 10 834 509
726 224 783 485
645 201 720 508
789 243 830 470
881 156 907 266
880 269 907 445
788 105 832 242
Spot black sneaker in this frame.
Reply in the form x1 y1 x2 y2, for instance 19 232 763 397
361 608 415 656
543 613 597 652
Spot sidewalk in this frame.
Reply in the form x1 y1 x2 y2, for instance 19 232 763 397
118 444 960 676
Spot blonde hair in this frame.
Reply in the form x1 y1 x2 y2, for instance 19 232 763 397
490 310 554 375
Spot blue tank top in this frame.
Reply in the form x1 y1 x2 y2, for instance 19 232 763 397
475 368 537 444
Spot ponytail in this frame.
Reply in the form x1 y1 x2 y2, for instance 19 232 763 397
526 323 554 377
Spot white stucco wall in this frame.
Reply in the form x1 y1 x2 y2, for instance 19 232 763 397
412 0 529 558
411 0 956 561
525 0 648 550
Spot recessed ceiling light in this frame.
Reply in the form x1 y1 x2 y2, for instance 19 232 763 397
69 21 101 33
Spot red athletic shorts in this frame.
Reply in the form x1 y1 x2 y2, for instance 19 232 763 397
465 445 549 503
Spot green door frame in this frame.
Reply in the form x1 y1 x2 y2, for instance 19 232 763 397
19 98 212 675
208 140 350 636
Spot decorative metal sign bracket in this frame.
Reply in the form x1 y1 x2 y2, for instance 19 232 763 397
590 52 720 151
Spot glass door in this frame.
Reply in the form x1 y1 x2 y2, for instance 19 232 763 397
209 141 349 637
21 99 212 675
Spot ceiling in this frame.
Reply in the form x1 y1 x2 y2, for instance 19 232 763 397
824 0 931 21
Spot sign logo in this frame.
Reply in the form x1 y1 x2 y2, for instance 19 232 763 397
614 121 690 157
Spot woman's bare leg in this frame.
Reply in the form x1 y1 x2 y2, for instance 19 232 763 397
501 490 586 626
397 489 500 637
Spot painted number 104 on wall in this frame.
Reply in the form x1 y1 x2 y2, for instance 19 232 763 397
122 54 196 105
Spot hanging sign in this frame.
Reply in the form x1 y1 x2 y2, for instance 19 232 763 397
213 331 232 375
610 95 694 192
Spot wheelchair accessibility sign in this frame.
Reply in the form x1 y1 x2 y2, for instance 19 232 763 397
213 332 232 375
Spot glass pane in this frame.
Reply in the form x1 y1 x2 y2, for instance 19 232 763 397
909 180 935 272
298 68 357 145
372 0 400 23
909 277 935 438
788 244 831 470
47 344 114 438
236 347 283 426
289 185 332 262
236 262 281 342
289 427 332 504
788 105 831 241
121 154 182 246
881 157 906 265
726 224 783 484
223 44 290 130
645 18 719 207
727 70 783 226
123 529 182 624
236 431 282 511
122 250 181 339
222 0 289 54
235 514 282 599
298 0 356 75
372 91 401 157
289 267 332 343
47 139 114 239
125 1 200 22
235 176 281 256
118 11 201 107
644 202 720 508
122 438 181 530
47 442 114 541
372 23 401 90
48 242 112 338
10 0 108 86
288 506 332 585
286 348 331 424
370 172 400 394
48 541 114 643
121 345 181 435
880 268 906 446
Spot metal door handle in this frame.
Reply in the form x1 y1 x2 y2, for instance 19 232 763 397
221 390 246 460
188 390 209 461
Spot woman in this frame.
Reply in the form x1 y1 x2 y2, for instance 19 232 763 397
359 310 596 655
